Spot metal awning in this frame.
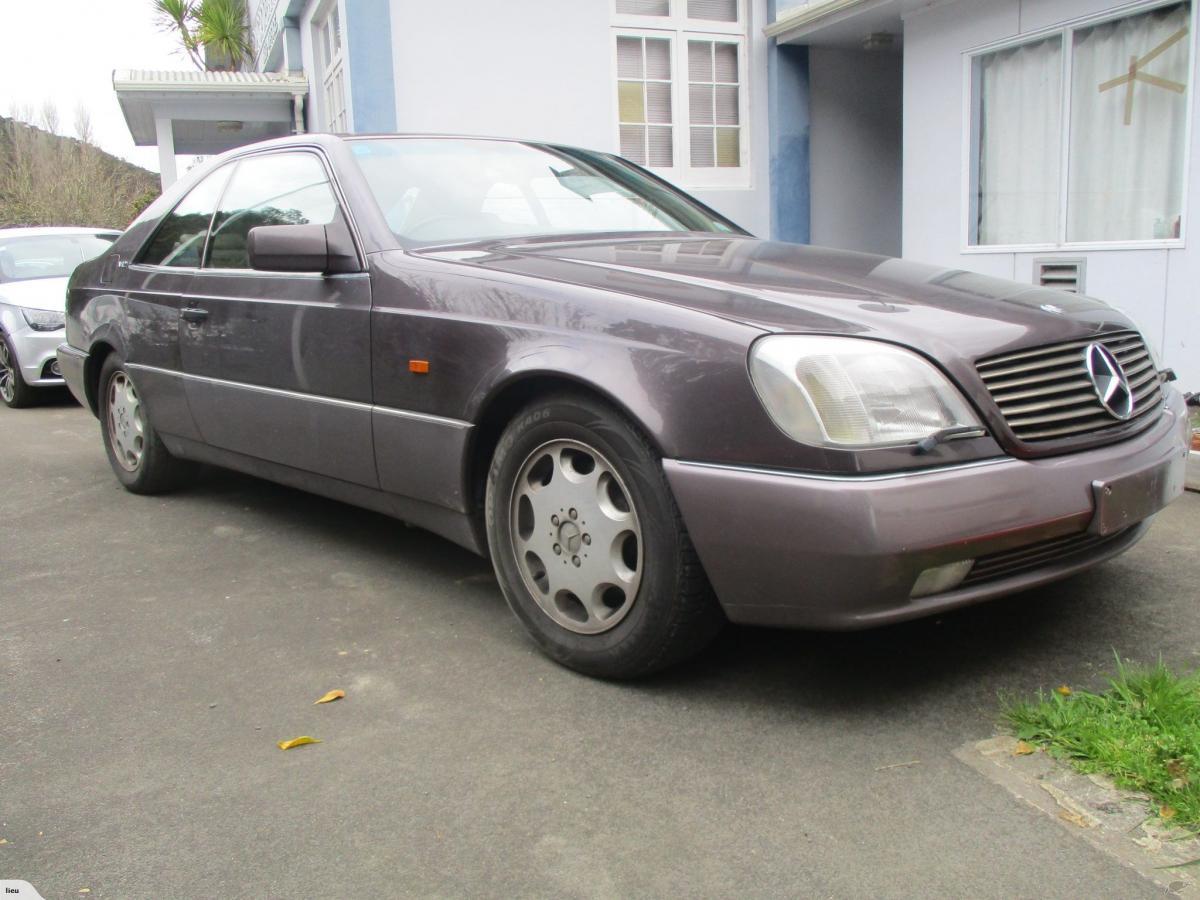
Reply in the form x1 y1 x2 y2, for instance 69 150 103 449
113 69 309 188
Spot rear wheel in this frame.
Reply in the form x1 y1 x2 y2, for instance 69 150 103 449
98 354 193 493
0 333 36 408
485 392 723 679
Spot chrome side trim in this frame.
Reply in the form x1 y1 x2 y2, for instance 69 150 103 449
128 264 201 275
124 362 472 428
373 404 472 429
117 285 364 308
669 456 1017 483
126 265 369 282
195 269 370 281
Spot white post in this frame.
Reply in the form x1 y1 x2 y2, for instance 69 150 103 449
292 93 306 134
154 116 178 190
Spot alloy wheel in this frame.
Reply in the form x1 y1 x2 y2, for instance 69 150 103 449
508 439 644 635
0 339 14 404
107 371 146 471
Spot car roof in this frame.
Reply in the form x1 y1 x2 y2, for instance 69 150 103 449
0 226 122 239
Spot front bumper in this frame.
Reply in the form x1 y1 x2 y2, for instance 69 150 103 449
7 325 65 386
665 390 1191 629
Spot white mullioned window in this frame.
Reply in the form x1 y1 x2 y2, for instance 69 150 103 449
967 0 1194 249
315 0 349 132
612 0 748 186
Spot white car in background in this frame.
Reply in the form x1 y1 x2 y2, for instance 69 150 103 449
1189 401 1200 492
0 227 119 407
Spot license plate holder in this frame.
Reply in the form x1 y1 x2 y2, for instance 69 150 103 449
1090 455 1187 536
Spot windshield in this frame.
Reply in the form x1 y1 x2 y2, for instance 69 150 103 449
0 233 117 283
349 138 740 247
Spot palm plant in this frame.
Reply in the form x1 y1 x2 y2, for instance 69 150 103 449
195 0 254 70
153 0 253 71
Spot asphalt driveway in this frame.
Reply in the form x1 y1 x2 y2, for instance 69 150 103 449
3 398 1198 898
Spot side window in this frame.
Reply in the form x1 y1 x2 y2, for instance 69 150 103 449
205 153 340 269
137 167 230 267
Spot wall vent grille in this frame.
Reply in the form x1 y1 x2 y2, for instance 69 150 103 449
1035 258 1085 294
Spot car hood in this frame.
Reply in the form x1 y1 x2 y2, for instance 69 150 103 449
0 276 70 312
420 235 1135 363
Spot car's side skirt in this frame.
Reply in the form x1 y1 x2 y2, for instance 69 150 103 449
160 432 486 556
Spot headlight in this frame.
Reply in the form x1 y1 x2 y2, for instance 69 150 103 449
749 335 983 449
21 308 65 332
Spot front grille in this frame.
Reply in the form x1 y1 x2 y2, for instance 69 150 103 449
961 529 1127 587
976 330 1162 442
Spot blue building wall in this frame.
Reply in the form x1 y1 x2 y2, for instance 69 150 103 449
345 0 397 132
766 18 810 245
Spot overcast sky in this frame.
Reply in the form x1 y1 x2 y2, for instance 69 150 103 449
0 0 189 173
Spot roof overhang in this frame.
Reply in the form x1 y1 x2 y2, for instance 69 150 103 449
766 0 936 48
113 69 309 155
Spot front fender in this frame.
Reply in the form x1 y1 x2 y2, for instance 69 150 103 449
0 302 25 340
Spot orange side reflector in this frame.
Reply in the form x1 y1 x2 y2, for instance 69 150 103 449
409 360 430 374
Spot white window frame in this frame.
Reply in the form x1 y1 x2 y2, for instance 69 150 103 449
313 0 351 133
611 0 751 189
961 0 1197 254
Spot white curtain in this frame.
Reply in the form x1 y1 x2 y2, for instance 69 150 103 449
976 36 1064 244
1067 2 1190 242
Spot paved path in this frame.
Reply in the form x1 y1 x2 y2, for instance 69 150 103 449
4 399 1196 898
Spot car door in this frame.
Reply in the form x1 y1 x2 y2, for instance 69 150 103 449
119 165 233 443
178 150 377 487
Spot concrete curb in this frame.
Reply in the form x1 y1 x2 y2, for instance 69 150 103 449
956 736 1200 897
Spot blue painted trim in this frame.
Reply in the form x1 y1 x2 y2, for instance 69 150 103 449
766 0 810 244
344 0 396 133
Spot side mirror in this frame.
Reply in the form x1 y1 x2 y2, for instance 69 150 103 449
246 220 359 274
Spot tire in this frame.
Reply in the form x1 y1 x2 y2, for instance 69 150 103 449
98 354 193 494
485 392 724 679
0 332 37 409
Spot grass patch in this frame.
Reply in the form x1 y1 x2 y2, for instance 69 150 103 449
1004 658 1200 830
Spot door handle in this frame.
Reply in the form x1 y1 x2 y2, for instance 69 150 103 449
180 307 209 323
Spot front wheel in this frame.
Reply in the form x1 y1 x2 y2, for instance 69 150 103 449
485 393 723 679
0 333 36 408
98 354 193 494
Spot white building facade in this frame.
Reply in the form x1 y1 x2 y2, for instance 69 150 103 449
247 0 773 234
124 0 1196 391
772 0 1198 389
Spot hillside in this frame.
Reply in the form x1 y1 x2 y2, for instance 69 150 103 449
0 116 159 229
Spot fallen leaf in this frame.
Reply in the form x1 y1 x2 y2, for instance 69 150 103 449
1014 740 1037 756
1161 805 1178 821
874 760 921 771
1059 811 1090 828
277 736 321 751
314 689 345 705
1055 685 1072 696
0 838 7 844
78 890 90 895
